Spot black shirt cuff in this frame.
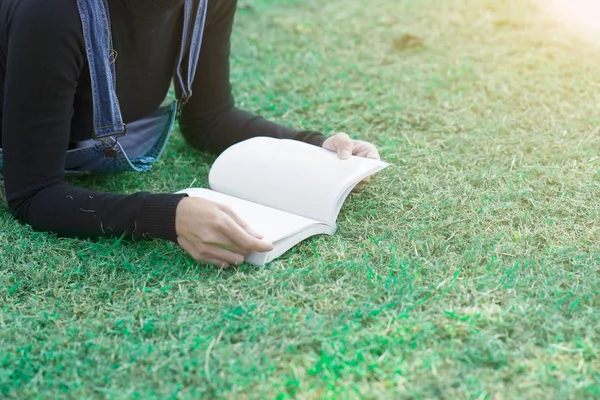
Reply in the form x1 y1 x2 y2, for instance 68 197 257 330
136 193 188 242
293 131 327 147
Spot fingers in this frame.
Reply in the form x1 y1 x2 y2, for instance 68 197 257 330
323 133 382 161
352 182 365 192
220 215 274 253
350 172 376 193
176 198 272 267
332 132 354 160
352 177 372 192
179 237 244 269
205 258 231 269
179 237 227 267
209 247 246 266
218 204 264 239
365 146 380 160
353 141 381 160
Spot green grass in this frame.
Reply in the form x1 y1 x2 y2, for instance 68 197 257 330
2 0 600 398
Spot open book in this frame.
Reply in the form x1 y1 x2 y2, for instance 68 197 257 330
177 137 388 266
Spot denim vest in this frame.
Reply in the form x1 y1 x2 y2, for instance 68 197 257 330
0 0 208 174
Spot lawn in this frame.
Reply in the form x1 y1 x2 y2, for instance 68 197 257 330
2 0 600 398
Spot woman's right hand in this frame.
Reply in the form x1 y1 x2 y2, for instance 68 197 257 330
175 197 274 268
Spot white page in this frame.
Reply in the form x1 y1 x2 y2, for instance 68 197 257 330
176 188 324 244
247 223 337 266
208 137 388 225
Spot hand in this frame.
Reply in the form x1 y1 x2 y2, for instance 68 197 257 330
322 132 381 161
322 132 381 189
175 197 274 268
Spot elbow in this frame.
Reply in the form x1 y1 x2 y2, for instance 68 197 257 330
180 109 234 155
179 96 237 155
7 190 36 228
180 118 212 152
4 181 54 232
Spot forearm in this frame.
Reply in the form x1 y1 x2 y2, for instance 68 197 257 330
7 183 185 242
179 105 326 154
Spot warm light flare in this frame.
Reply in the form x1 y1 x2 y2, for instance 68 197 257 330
546 0 600 41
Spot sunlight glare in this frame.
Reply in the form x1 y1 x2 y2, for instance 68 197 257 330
546 0 600 41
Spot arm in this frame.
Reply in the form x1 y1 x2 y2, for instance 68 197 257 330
2 1 184 241
177 0 326 155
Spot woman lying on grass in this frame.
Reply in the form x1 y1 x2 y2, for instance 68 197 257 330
0 0 380 268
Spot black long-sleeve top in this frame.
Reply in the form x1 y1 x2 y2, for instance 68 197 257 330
0 0 325 242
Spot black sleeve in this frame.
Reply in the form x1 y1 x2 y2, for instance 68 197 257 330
177 0 327 155
2 2 185 242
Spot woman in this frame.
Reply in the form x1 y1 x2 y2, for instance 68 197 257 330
0 0 380 267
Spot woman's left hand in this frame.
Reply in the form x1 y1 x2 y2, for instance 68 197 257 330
322 132 381 161
322 132 381 190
